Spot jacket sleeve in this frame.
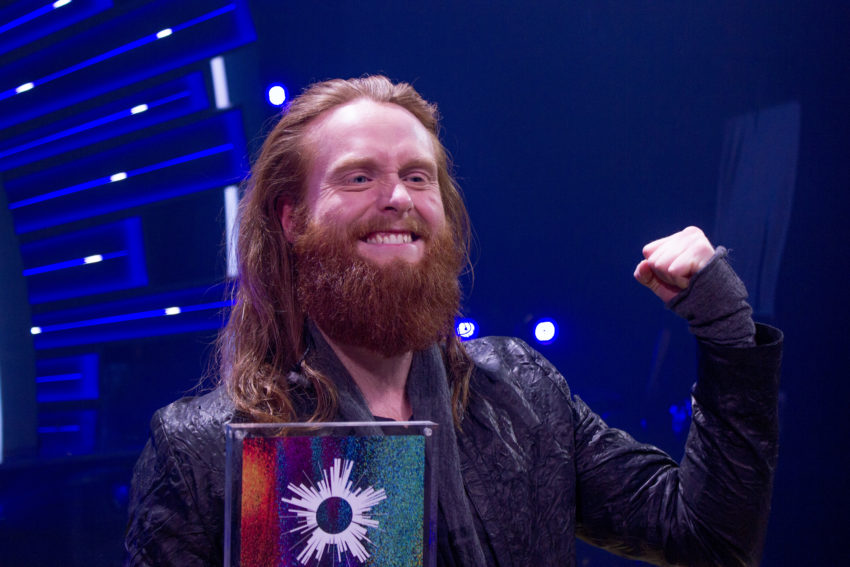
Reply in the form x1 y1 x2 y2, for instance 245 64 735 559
124 401 226 567
573 323 782 566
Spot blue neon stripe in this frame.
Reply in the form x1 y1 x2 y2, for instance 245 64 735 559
36 373 83 384
8 143 233 209
9 174 114 209
23 250 128 276
34 300 233 334
0 91 190 160
0 2 56 36
39 425 82 433
127 143 233 177
169 4 236 34
0 4 236 102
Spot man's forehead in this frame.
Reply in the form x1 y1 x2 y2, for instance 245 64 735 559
305 99 434 150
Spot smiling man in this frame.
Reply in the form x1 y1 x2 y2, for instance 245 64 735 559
125 76 782 567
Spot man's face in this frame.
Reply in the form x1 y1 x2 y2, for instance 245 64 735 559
285 98 447 265
281 99 461 356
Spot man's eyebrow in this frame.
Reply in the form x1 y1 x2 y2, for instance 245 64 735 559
328 156 438 175
401 158 438 173
328 157 379 174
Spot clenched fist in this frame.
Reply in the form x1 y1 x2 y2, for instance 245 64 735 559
633 226 715 303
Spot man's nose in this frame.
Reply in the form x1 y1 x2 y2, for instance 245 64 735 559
381 179 413 213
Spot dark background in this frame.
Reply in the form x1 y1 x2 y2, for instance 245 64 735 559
1 1 848 565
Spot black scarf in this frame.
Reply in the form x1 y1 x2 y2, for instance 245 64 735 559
305 322 487 567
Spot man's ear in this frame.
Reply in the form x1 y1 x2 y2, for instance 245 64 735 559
279 200 297 243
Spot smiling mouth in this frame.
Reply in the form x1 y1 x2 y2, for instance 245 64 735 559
362 232 419 245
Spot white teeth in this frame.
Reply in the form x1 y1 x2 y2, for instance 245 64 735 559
365 232 413 244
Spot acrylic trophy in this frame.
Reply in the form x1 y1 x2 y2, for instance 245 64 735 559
225 421 437 567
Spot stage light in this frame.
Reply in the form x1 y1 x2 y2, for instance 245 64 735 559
455 318 478 340
267 84 287 106
0 5 238 104
224 185 239 277
533 319 558 344
31 300 231 334
130 104 149 115
9 143 233 210
53 0 72 8
210 56 231 109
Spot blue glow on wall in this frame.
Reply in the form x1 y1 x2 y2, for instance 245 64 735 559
35 354 99 403
0 0 255 132
9 144 233 209
6 110 247 233
0 72 209 170
37 409 96 456
30 285 231 348
0 0 112 57
0 4 237 103
20 217 147 303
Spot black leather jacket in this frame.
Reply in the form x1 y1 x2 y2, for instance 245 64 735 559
125 325 782 566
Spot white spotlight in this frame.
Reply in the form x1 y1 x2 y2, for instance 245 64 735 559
130 104 149 115
456 319 478 339
16 82 34 94
156 28 173 39
267 84 287 106
110 172 128 182
534 319 558 344
83 254 103 264
164 307 181 316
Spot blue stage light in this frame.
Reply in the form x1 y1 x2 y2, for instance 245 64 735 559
0 89 192 164
31 299 232 334
267 84 287 106
22 250 127 277
0 0 70 36
455 318 479 340
36 373 82 384
8 143 233 209
533 319 558 344
0 3 237 103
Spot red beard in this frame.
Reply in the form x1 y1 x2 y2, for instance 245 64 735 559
293 216 462 357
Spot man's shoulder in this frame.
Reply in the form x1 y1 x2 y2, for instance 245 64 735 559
149 386 234 446
463 336 572 399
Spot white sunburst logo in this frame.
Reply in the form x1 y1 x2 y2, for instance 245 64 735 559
282 458 387 565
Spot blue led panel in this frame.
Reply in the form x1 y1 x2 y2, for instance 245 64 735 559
6 109 247 233
0 72 209 170
0 0 112 57
38 409 97 456
0 0 255 131
35 353 99 403
21 217 147 303
31 285 230 349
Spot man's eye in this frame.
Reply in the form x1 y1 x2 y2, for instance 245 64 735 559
349 175 370 184
405 174 428 184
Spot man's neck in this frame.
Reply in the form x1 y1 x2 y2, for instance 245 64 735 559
317 326 413 421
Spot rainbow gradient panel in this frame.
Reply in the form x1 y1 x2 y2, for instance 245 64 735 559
226 422 436 567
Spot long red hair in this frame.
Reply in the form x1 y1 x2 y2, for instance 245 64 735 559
216 76 473 425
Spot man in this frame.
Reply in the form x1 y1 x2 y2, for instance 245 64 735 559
125 76 782 566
